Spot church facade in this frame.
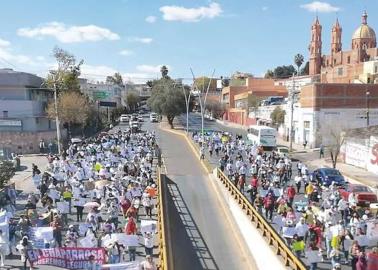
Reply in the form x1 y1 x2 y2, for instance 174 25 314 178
309 12 378 84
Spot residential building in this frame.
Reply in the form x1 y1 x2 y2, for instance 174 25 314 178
221 77 287 125
0 68 59 154
284 83 378 148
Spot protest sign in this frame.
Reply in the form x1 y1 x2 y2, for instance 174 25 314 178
111 234 139 247
282 226 296 238
140 220 157 234
79 224 90 237
367 221 378 240
356 235 369 247
27 247 105 269
32 227 54 242
79 235 97 248
73 197 87 207
306 250 323 263
56 201 69 214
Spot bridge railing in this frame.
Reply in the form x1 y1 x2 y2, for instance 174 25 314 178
157 170 171 270
216 168 307 270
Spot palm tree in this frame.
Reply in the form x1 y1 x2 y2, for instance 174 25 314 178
294 54 304 75
160 65 169 78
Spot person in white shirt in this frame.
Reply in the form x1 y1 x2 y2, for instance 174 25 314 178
295 218 309 240
143 232 154 256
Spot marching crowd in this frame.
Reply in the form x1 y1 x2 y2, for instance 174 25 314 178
194 131 378 270
0 127 160 270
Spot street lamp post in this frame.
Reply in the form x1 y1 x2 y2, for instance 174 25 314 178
181 84 191 133
366 90 370 127
190 68 215 138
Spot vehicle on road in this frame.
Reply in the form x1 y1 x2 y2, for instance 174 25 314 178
311 168 345 186
120 114 130 123
247 125 277 148
138 115 144 122
276 146 289 158
150 113 158 123
338 184 377 206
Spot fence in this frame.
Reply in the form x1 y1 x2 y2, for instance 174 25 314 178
216 168 307 270
157 170 171 270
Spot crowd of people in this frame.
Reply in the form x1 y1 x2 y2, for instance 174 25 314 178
1 127 160 270
194 130 378 270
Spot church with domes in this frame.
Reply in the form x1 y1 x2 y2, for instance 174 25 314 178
309 11 378 84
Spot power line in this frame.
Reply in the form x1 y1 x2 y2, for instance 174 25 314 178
0 56 19 70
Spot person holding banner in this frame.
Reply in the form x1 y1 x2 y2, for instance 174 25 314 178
85 255 101 270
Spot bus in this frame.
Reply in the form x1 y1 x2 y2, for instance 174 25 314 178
247 125 277 148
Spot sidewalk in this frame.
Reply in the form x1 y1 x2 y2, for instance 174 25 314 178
216 119 378 189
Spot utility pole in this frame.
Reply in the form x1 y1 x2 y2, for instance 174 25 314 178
289 75 295 152
53 80 62 156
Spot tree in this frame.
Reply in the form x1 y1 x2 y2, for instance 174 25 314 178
0 161 15 189
147 78 185 128
318 122 347 169
46 47 83 94
264 70 274 79
270 106 286 127
106 72 124 86
205 100 226 119
248 95 262 113
46 91 91 136
221 77 230 87
160 65 169 79
300 61 309 75
194 76 216 92
125 92 140 112
294 54 304 75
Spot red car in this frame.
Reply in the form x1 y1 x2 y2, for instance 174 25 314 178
339 184 378 206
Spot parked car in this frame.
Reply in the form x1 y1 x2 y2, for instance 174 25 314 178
120 114 130 123
339 184 377 206
138 115 144 122
311 168 345 186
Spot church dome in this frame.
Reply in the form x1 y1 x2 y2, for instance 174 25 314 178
352 24 376 40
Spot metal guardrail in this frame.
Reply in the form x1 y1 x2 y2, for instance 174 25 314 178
216 168 307 270
157 169 170 270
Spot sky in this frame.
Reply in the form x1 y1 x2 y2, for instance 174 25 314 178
0 0 377 83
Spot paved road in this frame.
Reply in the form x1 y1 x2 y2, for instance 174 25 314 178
178 113 358 270
152 122 256 270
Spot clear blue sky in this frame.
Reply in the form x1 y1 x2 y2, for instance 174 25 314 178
0 0 376 82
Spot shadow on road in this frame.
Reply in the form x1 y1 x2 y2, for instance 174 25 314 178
164 176 219 270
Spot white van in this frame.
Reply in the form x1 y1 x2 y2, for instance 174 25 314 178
150 113 158 123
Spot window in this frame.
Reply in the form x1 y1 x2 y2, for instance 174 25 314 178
368 78 371 83
375 66 378 73
347 56 351 64
304 121 310 129
2 111 8 118
48 120 51 129
338 67 343 76
36 118 40 124
333 59 337 65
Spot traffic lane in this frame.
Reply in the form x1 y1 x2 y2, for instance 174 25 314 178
156 126 255 270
